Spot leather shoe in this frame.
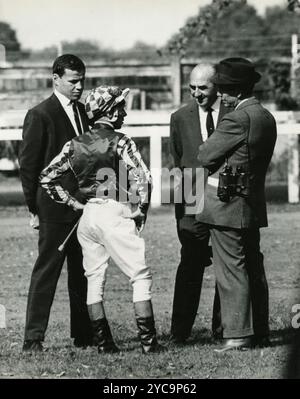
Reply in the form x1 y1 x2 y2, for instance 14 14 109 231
254 336 271 348
142 341 167 354
168 334 187 345
73 336 95 349
22 340 43 352
214 337 254 353
98 342 120 354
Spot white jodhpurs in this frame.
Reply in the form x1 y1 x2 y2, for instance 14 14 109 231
77 199 152 305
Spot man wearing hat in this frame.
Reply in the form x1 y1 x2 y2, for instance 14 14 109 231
197 58 277 351
39 85 164 354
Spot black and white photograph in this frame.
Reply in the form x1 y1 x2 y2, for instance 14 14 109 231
0 0 300 383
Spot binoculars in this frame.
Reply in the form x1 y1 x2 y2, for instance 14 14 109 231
217 165 250 202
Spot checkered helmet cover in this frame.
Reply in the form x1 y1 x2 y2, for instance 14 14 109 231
85 85 130 121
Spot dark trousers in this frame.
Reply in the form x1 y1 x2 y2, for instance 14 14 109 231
171 215 220 339
24 222 93 341
210 226 269 339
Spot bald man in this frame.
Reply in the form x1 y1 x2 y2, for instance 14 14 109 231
169 63 230 343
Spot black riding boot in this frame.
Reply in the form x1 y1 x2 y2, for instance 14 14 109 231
88 302 119 353
134 300 165 354
91 318 120 354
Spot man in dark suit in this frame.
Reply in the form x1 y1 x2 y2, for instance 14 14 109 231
197 58 277 352
19 54 93 351
169 63 229 343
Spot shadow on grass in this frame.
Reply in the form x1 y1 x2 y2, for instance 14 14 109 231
284 329 300 379
269 327 296 347
159 326 296 348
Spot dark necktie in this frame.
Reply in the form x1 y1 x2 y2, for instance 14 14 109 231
72 102 83 135
206 107 215 137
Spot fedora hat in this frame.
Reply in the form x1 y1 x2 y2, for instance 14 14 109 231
212 57 261 86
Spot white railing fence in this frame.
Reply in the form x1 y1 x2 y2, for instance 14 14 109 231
0 110 300 206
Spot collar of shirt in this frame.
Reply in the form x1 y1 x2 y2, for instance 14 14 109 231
54 89 73 107
209 96 221 113
94 120 115 129
235 97 255 110
198 97 221 141
54 89 81 136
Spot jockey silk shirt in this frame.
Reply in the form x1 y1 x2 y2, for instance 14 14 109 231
39 123 152 214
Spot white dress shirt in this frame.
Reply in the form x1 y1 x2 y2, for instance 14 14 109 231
199 97 221 188
198 97 221 142
54 90 83 136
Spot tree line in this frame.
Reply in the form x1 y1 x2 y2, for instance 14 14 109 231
1 0 300 109
1 1 300 62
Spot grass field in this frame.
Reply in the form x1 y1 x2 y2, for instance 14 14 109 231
0 204 300 379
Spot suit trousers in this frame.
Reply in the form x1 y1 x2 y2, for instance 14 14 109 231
210 226 268 338
24 221 93 341
171 214 220 339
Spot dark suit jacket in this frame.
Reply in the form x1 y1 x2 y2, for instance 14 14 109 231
19 94 90 223
196 97 277 229
170 99 230 218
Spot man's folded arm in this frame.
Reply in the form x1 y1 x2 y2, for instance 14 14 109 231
197 116 246 170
